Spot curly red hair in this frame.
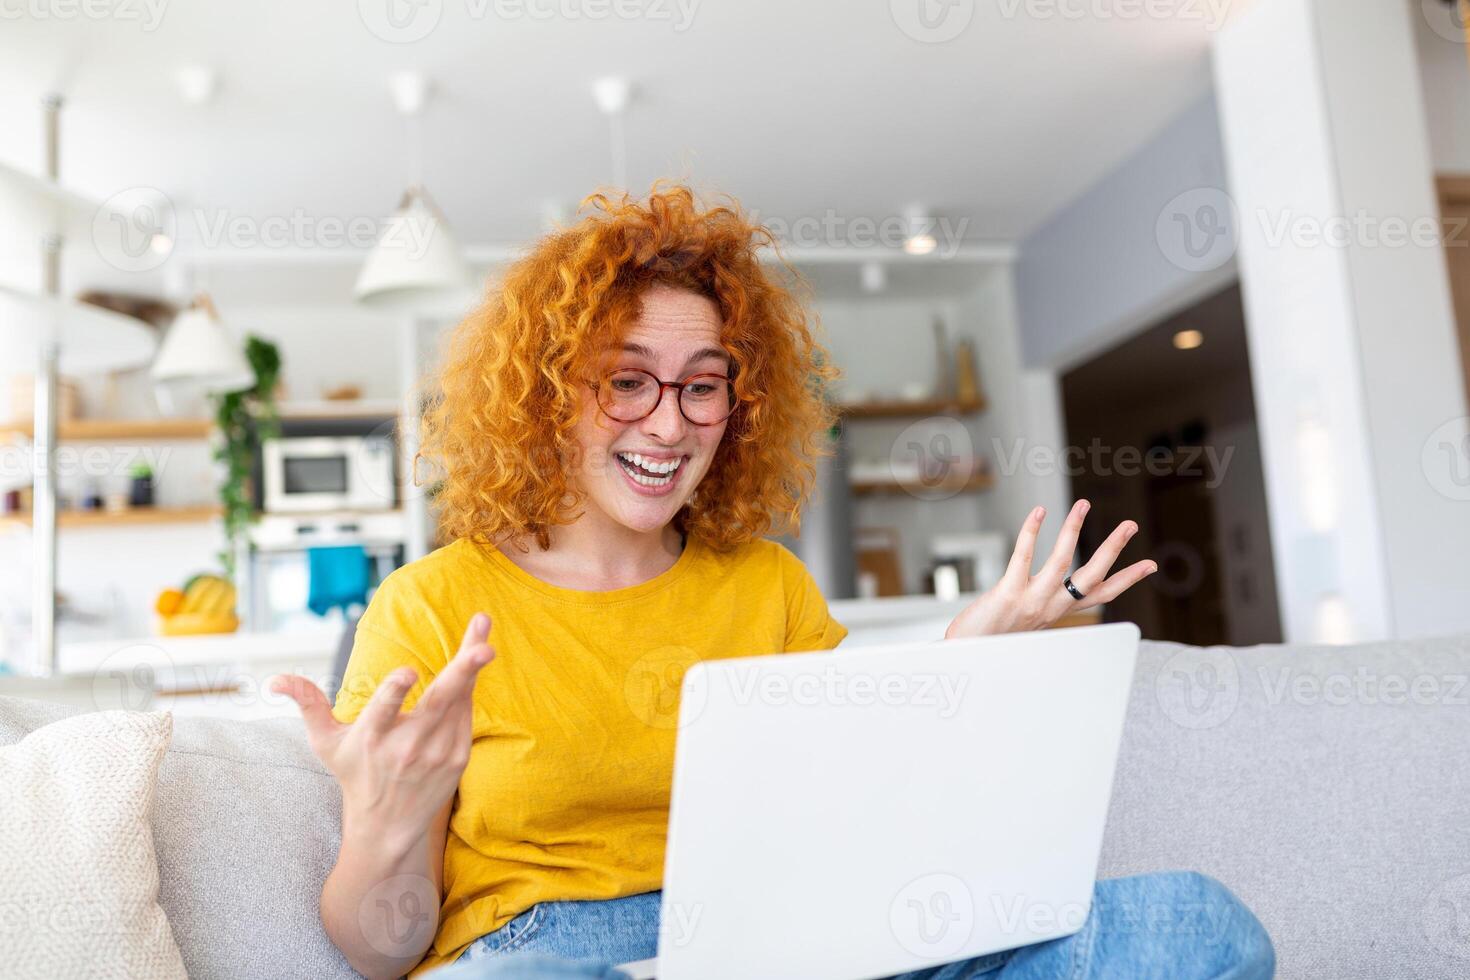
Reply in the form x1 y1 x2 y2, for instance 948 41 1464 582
420 184 839 553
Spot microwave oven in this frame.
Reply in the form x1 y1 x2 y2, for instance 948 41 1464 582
261 435 396 513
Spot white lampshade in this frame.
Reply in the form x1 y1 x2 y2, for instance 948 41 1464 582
151 295 255 394
355 185 472 314
0 285 158 374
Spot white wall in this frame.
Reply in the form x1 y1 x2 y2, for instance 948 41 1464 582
238 307 405 403
1013 95 1238 372
956 267 1072 556
1215 0 1470 642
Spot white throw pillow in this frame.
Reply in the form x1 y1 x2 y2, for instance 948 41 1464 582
0 710 187 980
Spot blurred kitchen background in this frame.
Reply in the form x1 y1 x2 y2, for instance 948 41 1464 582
4 0 1470 709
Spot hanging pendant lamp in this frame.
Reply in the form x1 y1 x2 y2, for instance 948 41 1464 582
355 183 469 312
151 293 255 394
355 72 471 314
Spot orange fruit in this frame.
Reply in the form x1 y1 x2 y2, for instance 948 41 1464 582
155 588 185 616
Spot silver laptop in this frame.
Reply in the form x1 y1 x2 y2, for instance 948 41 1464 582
619 622 1140 980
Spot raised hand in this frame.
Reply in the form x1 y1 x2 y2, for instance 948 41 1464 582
944 500 1156 639
270 612 496 849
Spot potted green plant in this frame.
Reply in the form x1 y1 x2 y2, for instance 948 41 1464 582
128 461 155 507
212 336 282 581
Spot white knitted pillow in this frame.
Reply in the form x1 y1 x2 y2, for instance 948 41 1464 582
0 710 187 979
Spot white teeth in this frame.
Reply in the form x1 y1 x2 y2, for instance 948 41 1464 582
615 451 683 487
617 452 684 476
631 470 669 487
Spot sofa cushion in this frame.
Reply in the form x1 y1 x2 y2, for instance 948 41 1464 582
1101 632 1470 980
0 708 186 980
0 696 356 980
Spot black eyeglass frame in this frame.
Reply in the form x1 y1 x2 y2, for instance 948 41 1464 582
588 368 738 427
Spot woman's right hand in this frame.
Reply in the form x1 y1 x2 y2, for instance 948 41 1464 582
271 612 496 849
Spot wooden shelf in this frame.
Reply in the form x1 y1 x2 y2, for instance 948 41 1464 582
0 418 212 441
838 395 986 420
0 505 222 530
850 472 995 497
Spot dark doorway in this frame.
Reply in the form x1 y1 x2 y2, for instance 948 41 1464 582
1061 283 1283 646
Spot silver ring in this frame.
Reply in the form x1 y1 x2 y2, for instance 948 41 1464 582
1063 576 1086 601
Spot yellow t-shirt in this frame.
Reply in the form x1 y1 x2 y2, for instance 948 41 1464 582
331 534 847 976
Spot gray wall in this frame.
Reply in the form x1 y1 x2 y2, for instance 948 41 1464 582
1014 94 1236 370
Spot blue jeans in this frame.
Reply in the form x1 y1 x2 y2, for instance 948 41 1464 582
428 871 1274 979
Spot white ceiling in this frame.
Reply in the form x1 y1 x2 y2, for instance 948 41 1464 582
1 0 1240 288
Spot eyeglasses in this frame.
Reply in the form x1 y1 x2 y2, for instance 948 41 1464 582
590 368 736 426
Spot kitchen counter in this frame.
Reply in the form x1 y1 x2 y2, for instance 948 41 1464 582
58 627 342 674
56 627 345 719
36 601 1101 718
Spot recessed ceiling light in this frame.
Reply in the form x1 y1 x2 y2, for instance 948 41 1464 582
903 234 937 256
176 66 219 106
1173 329 1204 350
388 70 431 115
902 204 938 256
592 76 634 116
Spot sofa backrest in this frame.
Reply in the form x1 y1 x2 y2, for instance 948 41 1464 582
1102 632 1470 980
4 631 1470 979
0 695 355 980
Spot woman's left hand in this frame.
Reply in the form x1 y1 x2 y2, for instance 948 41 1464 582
944 499 1157 639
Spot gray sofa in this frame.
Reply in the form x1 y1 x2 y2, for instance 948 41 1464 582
4 633 1469 979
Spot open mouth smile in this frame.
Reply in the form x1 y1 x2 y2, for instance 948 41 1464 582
615 451 686 495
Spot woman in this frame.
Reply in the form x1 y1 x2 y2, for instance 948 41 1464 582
273 187 1273 980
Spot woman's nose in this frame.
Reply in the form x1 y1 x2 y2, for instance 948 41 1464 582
640 386 688 441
